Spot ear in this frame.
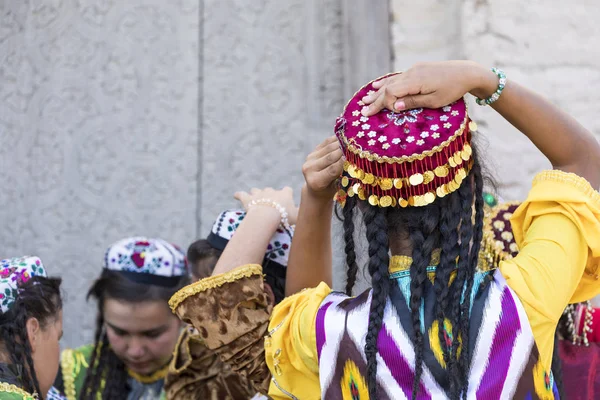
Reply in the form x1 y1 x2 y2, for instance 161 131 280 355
26 317 41 353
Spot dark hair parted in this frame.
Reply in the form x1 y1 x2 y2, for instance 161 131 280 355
341 144 487 399
80 270 189 400
0 276 62 397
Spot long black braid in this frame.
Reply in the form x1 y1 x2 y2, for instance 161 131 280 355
343 196 359 295
406 205 441 399
363 206 390 399
351 152 488 399
0 276 62 398
80 270 188 400
435 187 461 378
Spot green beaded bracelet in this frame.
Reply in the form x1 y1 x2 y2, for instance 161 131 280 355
476 68 506 106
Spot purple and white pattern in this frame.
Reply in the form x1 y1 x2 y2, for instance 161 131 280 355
315 270 546 399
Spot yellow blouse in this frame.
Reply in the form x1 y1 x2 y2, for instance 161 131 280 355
266 170 600 400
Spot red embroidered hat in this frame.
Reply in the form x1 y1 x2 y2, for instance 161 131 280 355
335 73 478 208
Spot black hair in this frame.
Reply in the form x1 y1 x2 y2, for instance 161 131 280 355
0 276 62 398
187 239 222 279
341 144 486 399
80 270 189 400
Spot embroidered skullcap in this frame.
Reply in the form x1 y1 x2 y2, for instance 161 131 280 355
207 210 293 270
335 73 478 208
104 237 188 287
0 256 48 313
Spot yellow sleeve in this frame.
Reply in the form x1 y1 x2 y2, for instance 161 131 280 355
265 282 331 400
500 170 600 375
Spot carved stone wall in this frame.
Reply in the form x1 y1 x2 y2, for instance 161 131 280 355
0 0 199 347
2 0 388 347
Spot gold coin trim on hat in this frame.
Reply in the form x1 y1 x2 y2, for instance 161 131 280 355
342 141 473 192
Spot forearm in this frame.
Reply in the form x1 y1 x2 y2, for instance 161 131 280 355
285 185 334 296
212 207 281 276
469 64 600 187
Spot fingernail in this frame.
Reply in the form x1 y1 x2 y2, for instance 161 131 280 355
361 95 370 103
394 100 405 111
361 106 370 116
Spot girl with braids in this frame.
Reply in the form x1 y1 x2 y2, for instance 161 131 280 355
0 256 63 400
54 238 189 400
171 60 600 399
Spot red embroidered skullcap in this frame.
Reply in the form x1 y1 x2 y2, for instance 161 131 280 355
334 73 478 208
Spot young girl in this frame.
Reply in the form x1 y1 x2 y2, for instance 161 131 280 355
165 205 295 399
54 238 189 400
171 60 600 399
0 256 63 400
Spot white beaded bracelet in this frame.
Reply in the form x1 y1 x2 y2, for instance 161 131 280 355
247 199 291 231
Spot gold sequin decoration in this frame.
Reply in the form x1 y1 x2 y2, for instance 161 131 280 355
453 153 463 165
434 165 449 178
455 172 464 186
393 178 403 189
380 178 393 190
352 183 361 194
347 186 355 197
409 173 424 186
369 195 379 206
461 149 470 161
464 143 473 157
364 173 375 185
469 121 478 132
424 192 436 204
358 187 367 201
348 165 357 178
341 176 349 187
380 196 393 207
399 198 409 208
423 171 435 184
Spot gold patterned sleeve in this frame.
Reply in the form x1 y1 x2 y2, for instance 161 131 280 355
169 264 273 394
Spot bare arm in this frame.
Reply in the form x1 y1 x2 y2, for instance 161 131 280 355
362 61 600 188
471 65 600 186
284 186 334 296
211 207 281 276
285 136 344 296
211 187 298 277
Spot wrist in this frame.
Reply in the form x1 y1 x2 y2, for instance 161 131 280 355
246 205 282 224
301 185 336 219
468 64 501 99
302 184 336 205
246 199 291 230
